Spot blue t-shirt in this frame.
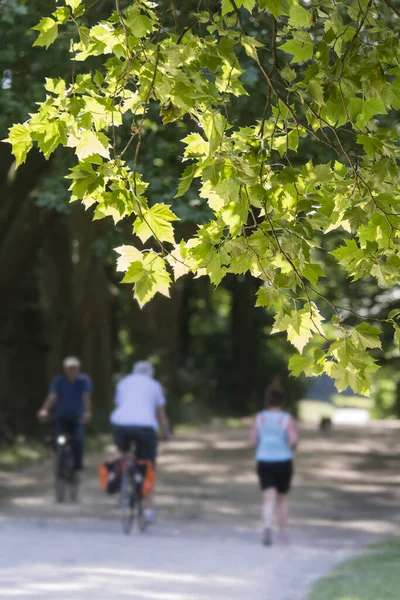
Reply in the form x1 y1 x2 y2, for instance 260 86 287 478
50 374 92 418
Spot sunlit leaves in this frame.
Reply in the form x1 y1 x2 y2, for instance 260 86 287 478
118 248 171 306
64 0 82 10
124 6 154 38
32 17 58 49
6 0 400 394
5 124 32 166
272 304 325 354
67 131 110 160
134 204 178 244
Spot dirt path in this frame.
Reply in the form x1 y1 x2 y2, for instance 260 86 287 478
1 423 400 599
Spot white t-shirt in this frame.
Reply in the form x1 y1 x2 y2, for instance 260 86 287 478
110 374 166 430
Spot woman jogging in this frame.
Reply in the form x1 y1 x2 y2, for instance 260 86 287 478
250 385 299 546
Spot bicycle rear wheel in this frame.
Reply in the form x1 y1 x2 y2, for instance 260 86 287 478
120 466 135 535
138 498 148 533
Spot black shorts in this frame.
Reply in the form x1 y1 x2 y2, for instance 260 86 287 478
256 460 293 494
113 426 157 462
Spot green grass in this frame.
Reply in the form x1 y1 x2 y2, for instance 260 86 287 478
0 439 47 470
298 400 335 424
309 538 400 600
332 394 373 410
0 433 105 471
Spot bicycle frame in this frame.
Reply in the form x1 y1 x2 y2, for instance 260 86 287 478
119 443 147 535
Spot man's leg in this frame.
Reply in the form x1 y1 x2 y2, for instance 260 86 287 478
73 421 85 471
137 428 157 520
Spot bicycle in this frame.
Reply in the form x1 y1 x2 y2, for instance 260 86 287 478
54 427 79 503
119 443 148 535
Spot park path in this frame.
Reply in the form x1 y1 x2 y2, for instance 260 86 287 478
1 423 400 599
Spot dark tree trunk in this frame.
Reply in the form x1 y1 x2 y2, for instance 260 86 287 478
40 206 114 423
230 275 259 415
129 282 184 421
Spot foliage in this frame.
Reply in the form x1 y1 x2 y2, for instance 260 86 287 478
5 0 400 395
309 538 400 600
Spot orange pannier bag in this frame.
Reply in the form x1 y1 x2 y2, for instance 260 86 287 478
98 459 122 494
137 460 156 497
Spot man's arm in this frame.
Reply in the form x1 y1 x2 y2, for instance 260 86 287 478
156 405 170 440
82 375 93 422
38 392 57 418
83 392 92 422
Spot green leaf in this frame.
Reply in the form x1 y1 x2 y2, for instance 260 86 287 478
134 204 179 244
67 131 110 160
303 263 325 286
182 133 208 157
238 0 256 11
175 164 197 198
122 253 171 307
280 33 313 63
221 0 233 15
32 17 59 49
350 323 382 351
65 0 82 10
5 124 32 167
288 4 312 28
288 354 314 377
356 98 387 128
201 112 227 155
256 285 280 308
372 158 398 185
124 6 154 38
325 361 369 396
115 245 142 272
308 81 325 105
260 0 291 18
272 306 324 354
280 64 297 82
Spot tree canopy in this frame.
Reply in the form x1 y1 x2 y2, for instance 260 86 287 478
6 0 400 396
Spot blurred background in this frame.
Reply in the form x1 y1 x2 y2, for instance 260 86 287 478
1 0 400 443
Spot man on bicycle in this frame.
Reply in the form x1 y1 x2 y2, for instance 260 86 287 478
111 360 170 523
38 356 92 478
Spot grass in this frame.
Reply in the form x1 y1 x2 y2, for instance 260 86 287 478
298 400 335 424
332 394 373 410
308 538 400 600
0 439 47 470
298 395 373 424
0 433 105 471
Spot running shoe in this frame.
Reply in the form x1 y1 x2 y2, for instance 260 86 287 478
276 531 290 545
144 508 156 524
262 527 273 546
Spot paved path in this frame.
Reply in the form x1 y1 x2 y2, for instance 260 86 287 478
1 423 400 599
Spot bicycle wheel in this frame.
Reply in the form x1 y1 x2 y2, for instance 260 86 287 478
54 446 66 503
120 466 135 535
69 474 79 503
138 498 148 533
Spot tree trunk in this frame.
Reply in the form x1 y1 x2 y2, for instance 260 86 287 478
230 275 258 415
129 282 184 421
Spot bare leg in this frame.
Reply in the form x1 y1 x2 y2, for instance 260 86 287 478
261 488 276 546
277 493 289 531
262 488 277 528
